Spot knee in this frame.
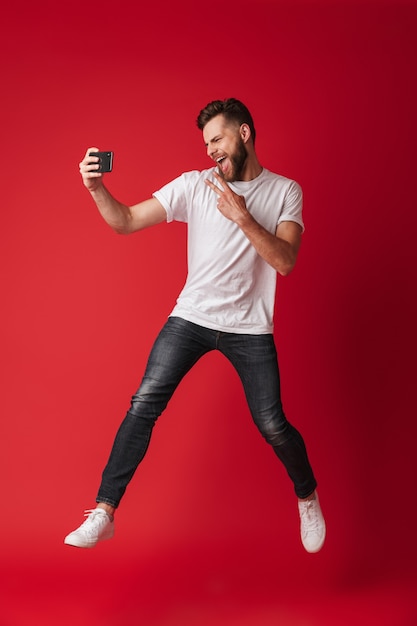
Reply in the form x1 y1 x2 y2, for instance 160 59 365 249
129 378 167 420
126 405 156 423
256 412 291 447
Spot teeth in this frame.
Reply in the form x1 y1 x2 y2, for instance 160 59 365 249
216 156 226 162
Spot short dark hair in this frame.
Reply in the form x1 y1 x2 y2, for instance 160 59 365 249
196 98 256 144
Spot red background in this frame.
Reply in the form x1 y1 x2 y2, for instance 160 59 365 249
1 1 416 624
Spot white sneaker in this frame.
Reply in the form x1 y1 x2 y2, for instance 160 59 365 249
64 508 114 548
298 493 326 553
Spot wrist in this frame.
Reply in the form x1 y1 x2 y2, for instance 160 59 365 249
236 210 255 229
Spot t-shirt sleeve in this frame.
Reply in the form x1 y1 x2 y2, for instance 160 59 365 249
152 173 190 223
277 180 304 232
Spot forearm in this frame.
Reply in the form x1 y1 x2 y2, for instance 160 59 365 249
89 184 134 235
238 214 299 276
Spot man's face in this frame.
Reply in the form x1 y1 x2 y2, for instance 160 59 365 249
203 114 248 183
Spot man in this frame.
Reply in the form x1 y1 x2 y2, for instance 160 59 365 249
64 98 326 553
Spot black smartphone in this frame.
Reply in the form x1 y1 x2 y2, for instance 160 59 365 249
89 151 114 173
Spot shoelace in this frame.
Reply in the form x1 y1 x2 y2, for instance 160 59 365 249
79 509 108 533
300 501 320 533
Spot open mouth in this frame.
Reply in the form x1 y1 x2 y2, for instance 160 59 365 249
216 156 228 173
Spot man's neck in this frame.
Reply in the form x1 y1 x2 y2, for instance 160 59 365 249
239 155 263 182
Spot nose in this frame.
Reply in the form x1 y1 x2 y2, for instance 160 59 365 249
207 142 218 161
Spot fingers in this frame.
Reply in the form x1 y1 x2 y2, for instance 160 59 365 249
204 171 230 196
204 179 222 196
79 147 102 179
79 147 106 193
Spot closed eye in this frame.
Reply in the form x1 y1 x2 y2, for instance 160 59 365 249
205 135 222 147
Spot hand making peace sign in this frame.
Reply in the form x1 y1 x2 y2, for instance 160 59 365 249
205 171 251 226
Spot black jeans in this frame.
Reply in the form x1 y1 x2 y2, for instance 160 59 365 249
97 317 317 507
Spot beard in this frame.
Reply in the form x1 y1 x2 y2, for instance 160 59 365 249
218 137 248 182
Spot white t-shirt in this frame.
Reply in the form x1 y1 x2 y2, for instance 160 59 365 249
153 167 303 334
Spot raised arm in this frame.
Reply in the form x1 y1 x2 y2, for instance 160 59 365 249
79 148 167 234
205 172 302 276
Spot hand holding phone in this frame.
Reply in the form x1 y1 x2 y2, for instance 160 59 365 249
88 151 114 173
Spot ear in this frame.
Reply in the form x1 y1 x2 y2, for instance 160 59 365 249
240 123 252 144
